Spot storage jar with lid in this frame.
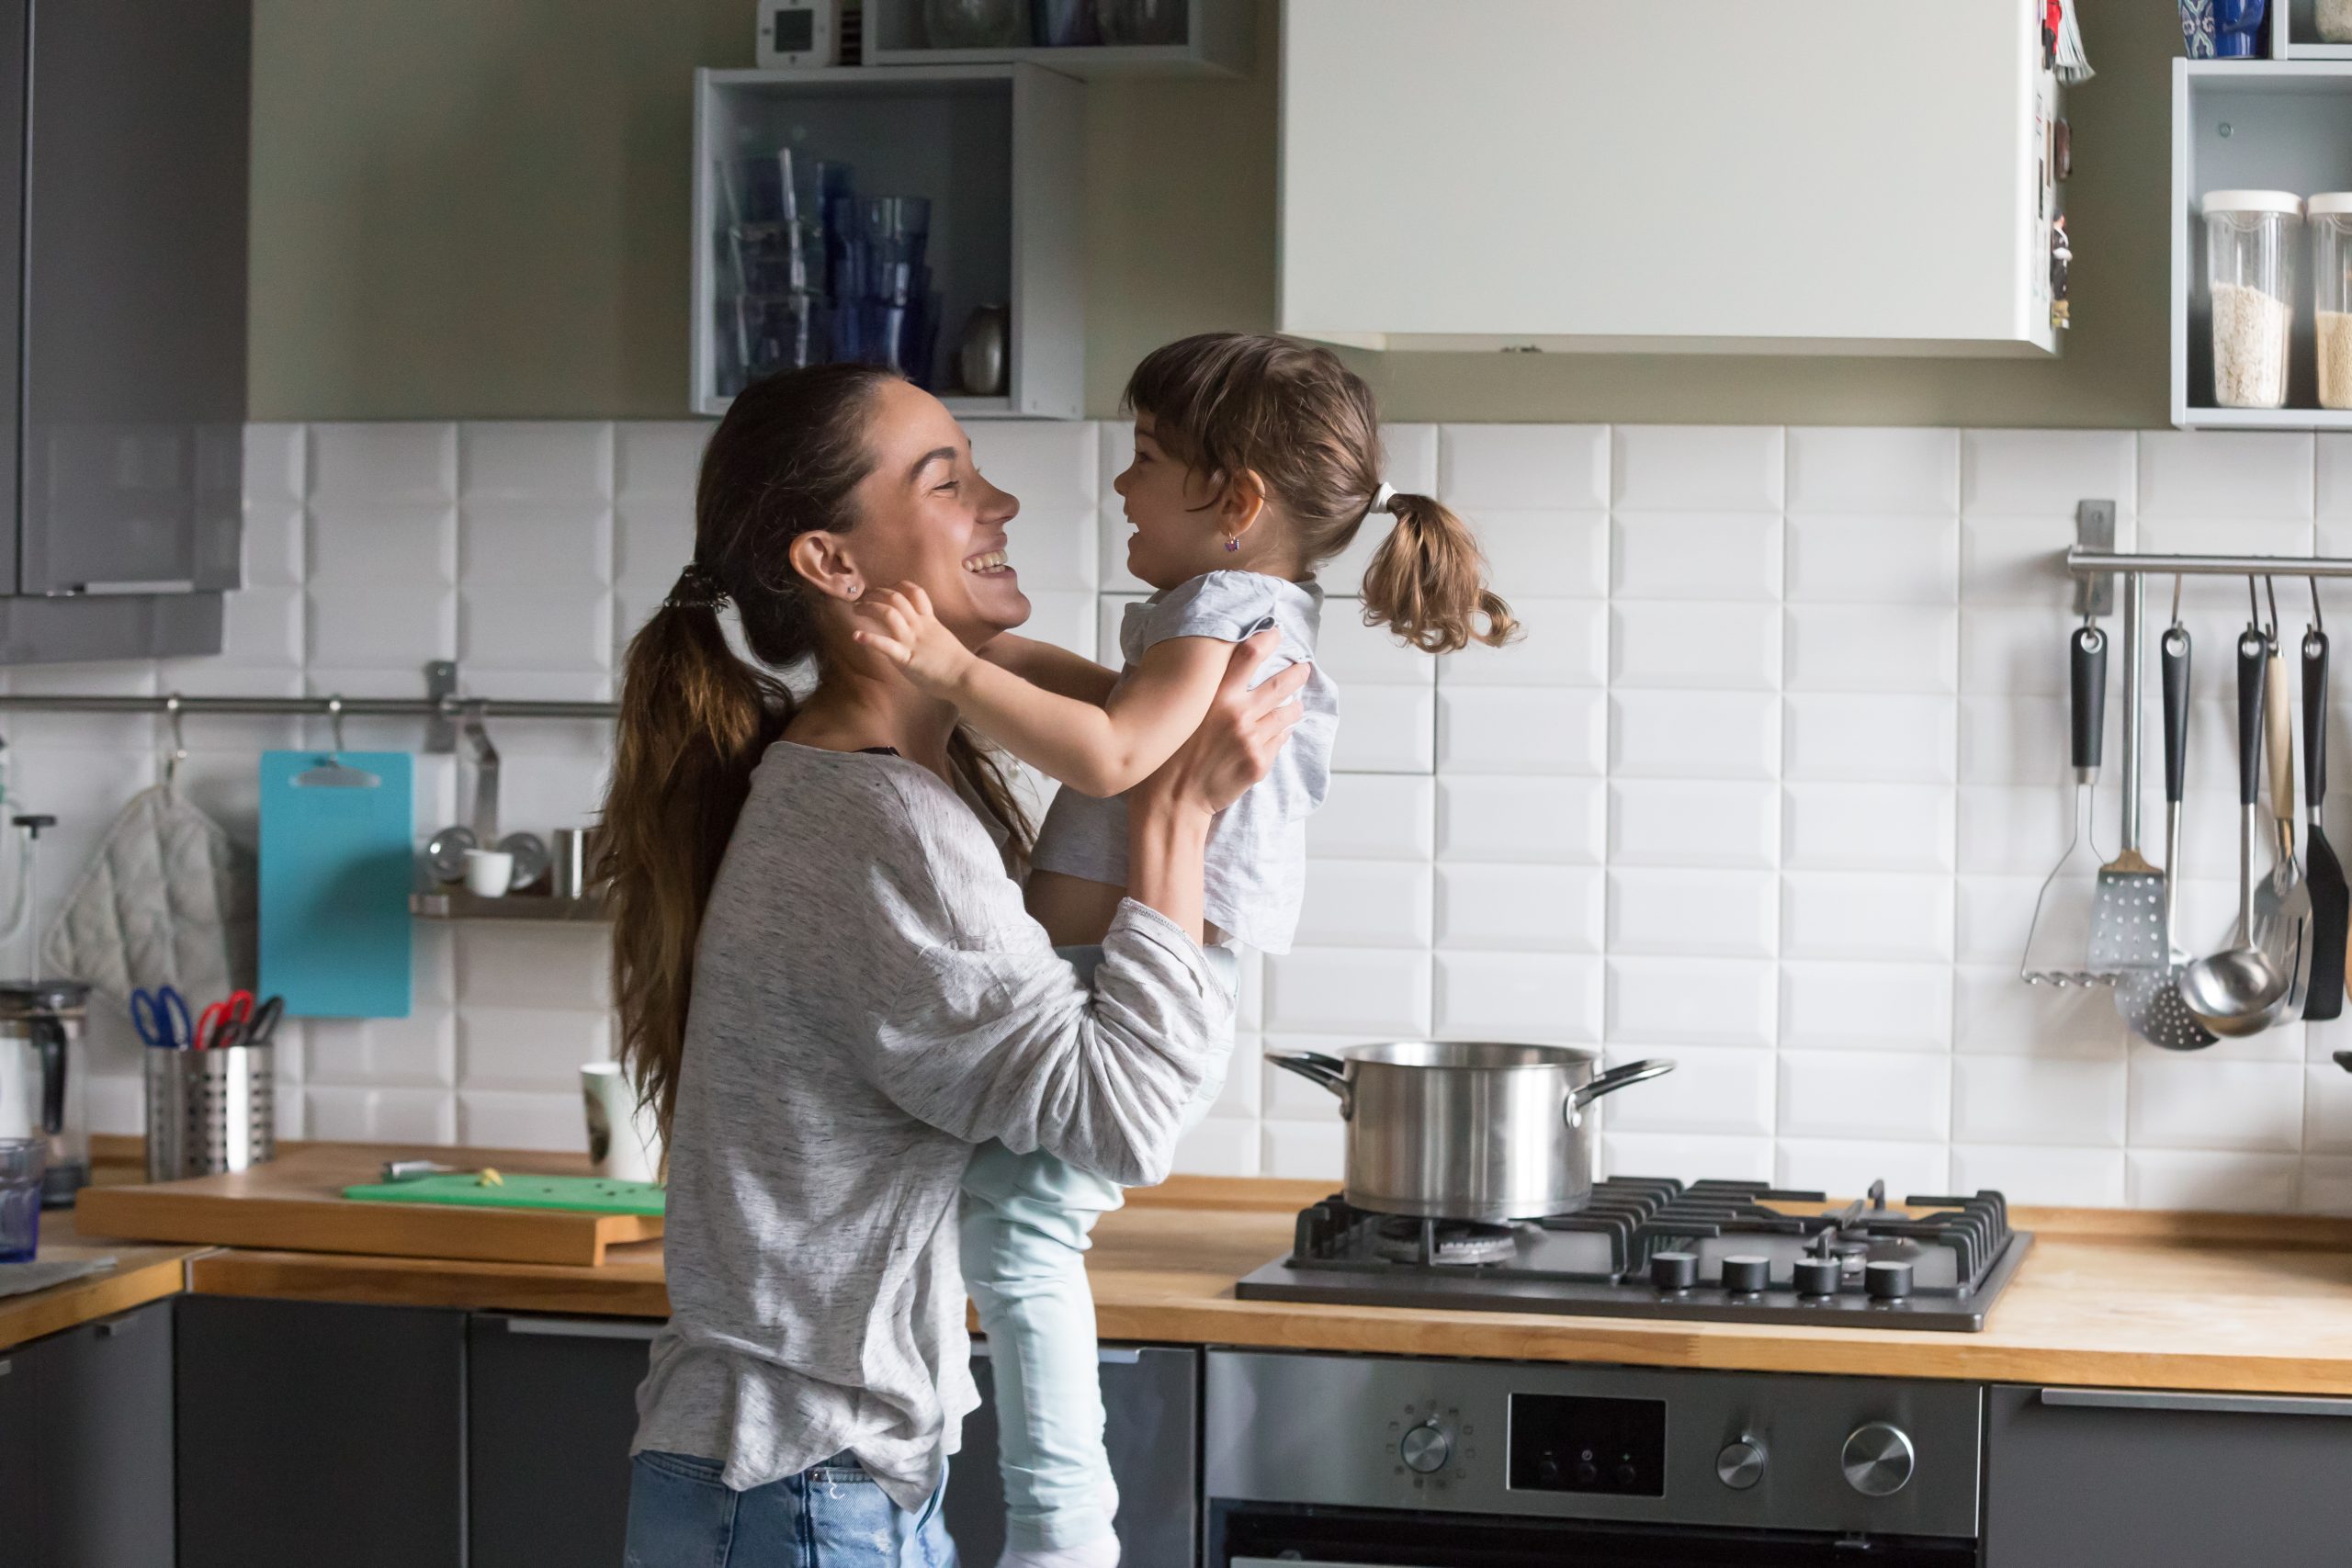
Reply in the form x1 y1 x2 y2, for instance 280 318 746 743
2203 189 2301 410
2313 194 2352 409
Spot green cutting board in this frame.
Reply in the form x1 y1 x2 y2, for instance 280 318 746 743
342 1173 665 1216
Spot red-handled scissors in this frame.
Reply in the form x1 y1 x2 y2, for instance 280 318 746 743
194 990 254 1052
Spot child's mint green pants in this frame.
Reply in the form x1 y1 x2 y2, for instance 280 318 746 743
959 943 1238 1553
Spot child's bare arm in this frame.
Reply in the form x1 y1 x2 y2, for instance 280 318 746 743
977 632 1119 705
854 583 1241 798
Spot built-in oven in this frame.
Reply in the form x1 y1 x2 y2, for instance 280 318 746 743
1204 1351 1982 1568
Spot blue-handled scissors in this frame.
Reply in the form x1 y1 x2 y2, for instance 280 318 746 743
130 986 193 1050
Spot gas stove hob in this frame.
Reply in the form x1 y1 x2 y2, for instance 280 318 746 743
1235 1178 2032 1331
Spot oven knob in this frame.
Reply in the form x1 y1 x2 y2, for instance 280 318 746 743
1841 1423 1916 1497
1865 1259 1914 1302
1399 1418 1452 1474
1794 1256 1843 1297
1716 1437 1768 1490
1721 1255 1770 1294
1650 1250 1698 1292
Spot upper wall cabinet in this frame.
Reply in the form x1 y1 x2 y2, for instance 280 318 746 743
1279 0 2062 358
0 0 248 662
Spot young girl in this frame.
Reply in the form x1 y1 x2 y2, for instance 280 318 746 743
853 333 1517 1568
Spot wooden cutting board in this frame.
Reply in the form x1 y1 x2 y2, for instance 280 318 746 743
76 1143 662 1267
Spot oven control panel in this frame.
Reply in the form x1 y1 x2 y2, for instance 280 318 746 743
1509 1394 1665 1495
1204 1349 1984 1541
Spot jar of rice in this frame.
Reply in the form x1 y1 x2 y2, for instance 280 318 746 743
2203 190 2301 411
2313 194 2352 410
2324 0 2352 42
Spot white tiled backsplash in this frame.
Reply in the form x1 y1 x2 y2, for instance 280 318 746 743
31 420 2352 1213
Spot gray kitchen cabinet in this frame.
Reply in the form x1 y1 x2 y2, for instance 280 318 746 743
0 1330 40 1554
25 1298 176 1567
467 1312 655 1568
0 0 249 661
1987 1382 2352 1565
175 1296 466 1568
944 1341 1198 1568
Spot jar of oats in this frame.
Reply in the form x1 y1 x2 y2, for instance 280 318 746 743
2312 195 2352 409
2204 190 2301 410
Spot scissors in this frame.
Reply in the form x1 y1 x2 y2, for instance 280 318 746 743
194 989 254 1053
130 986 194 1050
213 993 283 1051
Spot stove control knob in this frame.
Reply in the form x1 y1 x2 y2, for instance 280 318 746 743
1794 1256 1844 1297
1721 1255 1770 1294
1716 1437 1768 1490
1399 1418 1452 1474
1841 1423 1916 1497
1865 1259 1915 1302
1650 1250 1698 1292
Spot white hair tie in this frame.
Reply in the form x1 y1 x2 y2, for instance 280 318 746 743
1368 482 1397 518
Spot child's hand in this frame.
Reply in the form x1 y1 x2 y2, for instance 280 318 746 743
851 583 975 695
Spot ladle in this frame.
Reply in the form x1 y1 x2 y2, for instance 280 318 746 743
2181 626 2296 1035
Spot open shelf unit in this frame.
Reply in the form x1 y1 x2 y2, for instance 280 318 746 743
690 64 1082 419
2272 0 2352 60
2171 59 2352 427
860 0 1250 75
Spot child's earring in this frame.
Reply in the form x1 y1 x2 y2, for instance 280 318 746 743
1224 536 1239 553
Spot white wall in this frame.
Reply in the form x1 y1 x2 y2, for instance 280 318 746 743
28 418 2352 1213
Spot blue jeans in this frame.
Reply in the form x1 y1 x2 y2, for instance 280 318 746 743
959 943 1238 1552
622 1450 958 1567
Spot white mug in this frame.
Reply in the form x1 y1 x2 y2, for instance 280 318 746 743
463 848 515 898
581 1062 662 1183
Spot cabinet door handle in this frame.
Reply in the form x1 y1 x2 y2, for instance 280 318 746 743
2041 1387 2352 1418
499 1315 662 1343
74 580 196 595
969 1341 1142 1365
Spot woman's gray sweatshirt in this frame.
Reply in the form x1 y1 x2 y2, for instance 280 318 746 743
630 742 1228 1511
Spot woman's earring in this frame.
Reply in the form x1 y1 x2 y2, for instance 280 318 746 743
1224 536 1238 553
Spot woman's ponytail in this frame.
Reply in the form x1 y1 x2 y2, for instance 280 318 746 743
1361 492 1521 655
601 568 792 1142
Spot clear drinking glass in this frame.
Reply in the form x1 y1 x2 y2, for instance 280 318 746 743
0 1137 42 1263
2314 194 2352 409
924 0 1027 48
2203 189 2301 410
1096 0 1185 45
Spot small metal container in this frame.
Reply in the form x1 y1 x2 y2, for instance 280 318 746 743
1269 1042 1673 1223
551 827 594 899
144 1044 275 1181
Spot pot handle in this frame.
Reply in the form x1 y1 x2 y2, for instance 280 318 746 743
1268 1051 1352 1117
1565 1058 1676 1125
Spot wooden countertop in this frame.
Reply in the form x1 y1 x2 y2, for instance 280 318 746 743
178 1168 2352 1395
0 1212 204 1354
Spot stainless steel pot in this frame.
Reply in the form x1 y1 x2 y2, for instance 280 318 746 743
1268 1042 1675 1223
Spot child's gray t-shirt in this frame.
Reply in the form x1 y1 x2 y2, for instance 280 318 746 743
1029 570 1338 954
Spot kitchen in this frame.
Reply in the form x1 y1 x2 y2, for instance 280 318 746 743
10 0 2352 1563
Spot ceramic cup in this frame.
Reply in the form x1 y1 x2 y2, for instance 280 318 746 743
462 848 515 898
581 1062 662 1183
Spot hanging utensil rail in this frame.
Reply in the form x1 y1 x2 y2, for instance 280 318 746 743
2069 547 2352 579
0 694 614 719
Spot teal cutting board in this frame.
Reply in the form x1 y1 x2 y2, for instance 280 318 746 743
344 1173 665 1216
258 750 413 1018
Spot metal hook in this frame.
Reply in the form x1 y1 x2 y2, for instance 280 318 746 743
2250 575 2263 631
2172 573 2186 629
2267 576 2282 643
161 694 185 788
2314 575 2326 634
326 695 345 758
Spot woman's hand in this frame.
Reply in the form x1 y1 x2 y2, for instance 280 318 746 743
1134 630 1310 819
851 582 978 697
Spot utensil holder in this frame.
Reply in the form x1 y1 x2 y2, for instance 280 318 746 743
144 1046 275 1181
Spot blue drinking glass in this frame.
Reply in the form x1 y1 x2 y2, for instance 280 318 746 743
0 1138 42 1263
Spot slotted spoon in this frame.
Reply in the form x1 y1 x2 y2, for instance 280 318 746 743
2088 574 2165 976
2117 615 2216 1048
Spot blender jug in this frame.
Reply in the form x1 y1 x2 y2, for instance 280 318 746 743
0 980 88 1204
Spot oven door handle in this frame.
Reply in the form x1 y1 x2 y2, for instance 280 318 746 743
2041 1387 2352 1418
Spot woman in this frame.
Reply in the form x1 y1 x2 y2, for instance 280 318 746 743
601 362 1306 1567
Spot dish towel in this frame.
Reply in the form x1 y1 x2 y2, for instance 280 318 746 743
0 1255 115 1300
44 784 256 1007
